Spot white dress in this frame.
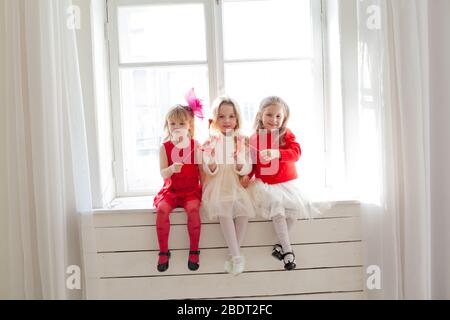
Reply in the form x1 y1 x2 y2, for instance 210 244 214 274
248 179 321 220
201 133 256 221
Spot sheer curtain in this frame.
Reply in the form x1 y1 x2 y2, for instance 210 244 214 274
357 0 450 299
428 0 450 300
0 0 98 299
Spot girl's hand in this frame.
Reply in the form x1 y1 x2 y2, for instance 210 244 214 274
240 175 250 189
171 163 184 174
202 140 216 161
233 136 244 160
260 149 281 163
208 163 217 173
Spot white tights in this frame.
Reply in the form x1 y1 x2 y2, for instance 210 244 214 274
219 216 249 257
272 215 297 257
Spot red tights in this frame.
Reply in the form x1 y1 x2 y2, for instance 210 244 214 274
156 200 201 264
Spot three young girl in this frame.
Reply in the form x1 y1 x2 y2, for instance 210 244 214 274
154 91 313 274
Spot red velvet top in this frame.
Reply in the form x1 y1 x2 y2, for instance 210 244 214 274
249 129 301 185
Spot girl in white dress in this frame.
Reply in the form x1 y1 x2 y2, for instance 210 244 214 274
201 95 255 275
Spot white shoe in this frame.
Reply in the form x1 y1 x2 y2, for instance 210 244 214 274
231 256 245 275
224 258 233 274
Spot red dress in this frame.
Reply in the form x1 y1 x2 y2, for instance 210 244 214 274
153 139 202 208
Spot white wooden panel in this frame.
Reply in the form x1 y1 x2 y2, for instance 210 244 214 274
98 241 362 277
93 202 361 227
95 217 361 252
217 291 367 300
88 202 364 300
100 267 364 300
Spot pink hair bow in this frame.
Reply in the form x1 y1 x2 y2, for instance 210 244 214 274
185 88 204 119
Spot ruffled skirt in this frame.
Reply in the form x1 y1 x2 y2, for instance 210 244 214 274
248 179 326 220
201 165 255 221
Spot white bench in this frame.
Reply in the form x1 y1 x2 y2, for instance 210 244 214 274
86 202 365 300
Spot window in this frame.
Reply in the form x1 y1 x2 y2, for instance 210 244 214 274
107 0 326 198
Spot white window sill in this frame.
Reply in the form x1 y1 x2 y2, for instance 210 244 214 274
93 196 168 214
93 196 360 215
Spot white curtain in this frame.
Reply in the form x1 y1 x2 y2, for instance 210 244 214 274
0 0 97 299
428 0 450 300
357 0 450 299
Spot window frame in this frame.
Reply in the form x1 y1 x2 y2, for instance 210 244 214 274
106 0 326 197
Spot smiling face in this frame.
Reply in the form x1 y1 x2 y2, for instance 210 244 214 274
165 106 194 143
168 115 190 133
261 103 285 130
217 103 238 134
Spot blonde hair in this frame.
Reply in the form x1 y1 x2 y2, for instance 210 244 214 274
253 96 290 146
210 95 243 134
163 105 195 141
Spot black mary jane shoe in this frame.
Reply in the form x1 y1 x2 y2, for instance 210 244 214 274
282 252 296 271
157 251 171 272
188 250 200 271
271 244 284 261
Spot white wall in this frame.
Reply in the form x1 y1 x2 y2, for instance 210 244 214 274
0 0 9 299
339 0 359 197
90 0 115 206
429 0 450 300
323 0 346 192
73 0 115 208
322 0 359 198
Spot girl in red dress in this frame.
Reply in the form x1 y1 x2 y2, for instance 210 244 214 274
153 90 204 272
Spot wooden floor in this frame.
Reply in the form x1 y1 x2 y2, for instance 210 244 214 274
89 202 366 300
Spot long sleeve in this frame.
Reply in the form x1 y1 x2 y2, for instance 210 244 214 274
279 131 301 162
247 165 256 179
233 135 252 176
234 160 252 176
246 134 258 178
203 156 218 176
201 137 219 176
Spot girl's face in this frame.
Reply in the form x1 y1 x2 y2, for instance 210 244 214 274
261 104 285 130
168 116 190 139
217 103 238 134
